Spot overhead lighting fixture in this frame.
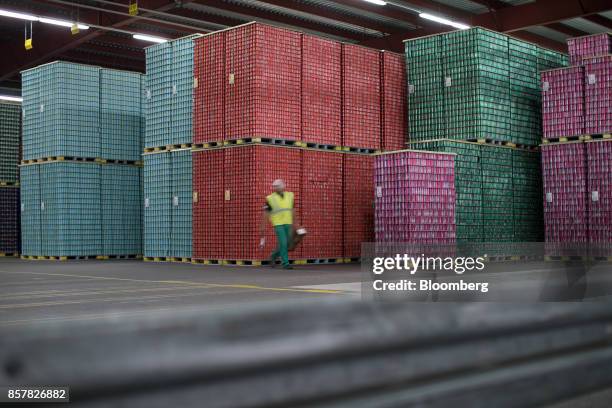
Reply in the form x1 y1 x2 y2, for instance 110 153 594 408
0 9 37 21
0 95 23 102
419 13 470 30
133 34 167 43
39 17 89 30
362 0 387 5
0 8 89 29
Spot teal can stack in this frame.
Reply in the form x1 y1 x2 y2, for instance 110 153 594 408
143 34 201 261
20 61 144 259
143 149 192 260
406 28 567 243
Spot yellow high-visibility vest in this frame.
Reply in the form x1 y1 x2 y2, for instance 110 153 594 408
266 192 294 226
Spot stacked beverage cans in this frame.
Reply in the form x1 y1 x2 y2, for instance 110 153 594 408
374 151 456 244
541 67 585 138
567 33 611 66
584 55 612 135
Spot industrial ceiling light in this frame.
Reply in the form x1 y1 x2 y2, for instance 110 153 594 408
362 0 387 5
0 95 23 102
0 8 89 29
0 9 37 21
419 13 470 30
133 33 167 43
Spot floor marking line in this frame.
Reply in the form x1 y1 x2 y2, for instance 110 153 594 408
0 270 343 295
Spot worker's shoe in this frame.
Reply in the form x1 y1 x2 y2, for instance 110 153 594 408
282 265 293 270
268 256 279 268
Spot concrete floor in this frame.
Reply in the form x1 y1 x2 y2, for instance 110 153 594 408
2 257 612 329
0 258 361 328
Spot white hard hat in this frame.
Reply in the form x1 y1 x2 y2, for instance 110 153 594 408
272 179 285 188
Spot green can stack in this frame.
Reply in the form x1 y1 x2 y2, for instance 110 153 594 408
406 28 567 242
411 140 544 242
406 27 567 147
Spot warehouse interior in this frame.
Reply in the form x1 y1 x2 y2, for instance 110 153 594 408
1 0 612 406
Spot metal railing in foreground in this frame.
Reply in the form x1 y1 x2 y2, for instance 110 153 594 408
1 300 612 407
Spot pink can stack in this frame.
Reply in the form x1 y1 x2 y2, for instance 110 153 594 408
374 151 456 244
541 67 585 138
587 140 612 243
542 143 588 243
584 55 612 135
567 33 611 66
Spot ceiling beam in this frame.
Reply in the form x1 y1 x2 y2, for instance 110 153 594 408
582 14 612 30
360 0 610 51
0 0 177 82
251 0 403 34
187 0 376 41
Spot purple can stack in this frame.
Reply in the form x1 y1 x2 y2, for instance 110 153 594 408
587 140 612 243
584 55 612 135
374 151 456 244
567 33 611 66
542 143 588 243
541 67 585 138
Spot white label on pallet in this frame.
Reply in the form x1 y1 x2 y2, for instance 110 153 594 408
193 77 198 88
172 84 177 95
588 74 596 85
225 190 231 201
21 203 24 212
408 84 415 94
40 201 45 210
542 81 550 92
146 89 151 99
144 198 150 208
592 191 599 202
229 73 235 85
173 196 179 207
39 104 44 113
376 186 383 198
444 77 452 87
22 108 25 119
546 192 553 203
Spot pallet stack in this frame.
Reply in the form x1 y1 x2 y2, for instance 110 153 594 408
406 28 567 242
374 150 455 243
0 100 21 256
541 33 611 243
20 61 144 259
189 22 407 264
143 35 201 261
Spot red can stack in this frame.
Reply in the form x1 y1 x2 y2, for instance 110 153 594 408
193 31 225 143
584 55 612 135
542 143 588 243
587 140 612 243
541 67 585 138
301 150 343 259
381 51 407 151
193 149 225 259
223 145 302 261
302 35 342 146
343 154 374 258
374 151 456 244
342 44 381 150
567 33 612 66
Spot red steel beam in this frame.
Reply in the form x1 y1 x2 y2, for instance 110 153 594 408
253 0 404 34
582 14 612 30
360 0 610 50
187 0 375 41
0 0 176 82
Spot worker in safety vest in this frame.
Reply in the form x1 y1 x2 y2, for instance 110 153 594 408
260 179 294 269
